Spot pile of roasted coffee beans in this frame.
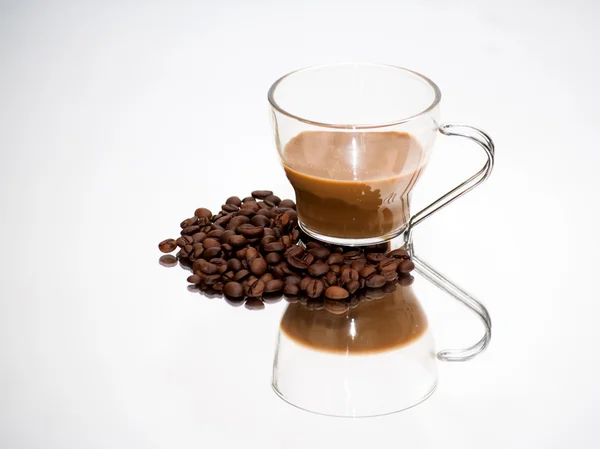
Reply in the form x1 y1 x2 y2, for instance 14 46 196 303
158 190 415 311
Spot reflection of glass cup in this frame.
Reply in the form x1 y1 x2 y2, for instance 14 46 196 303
272 285 437 417
269 63 494 246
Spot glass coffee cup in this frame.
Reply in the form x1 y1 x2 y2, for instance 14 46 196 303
269 63 494 246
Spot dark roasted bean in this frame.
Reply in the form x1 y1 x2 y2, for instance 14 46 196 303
299 276 311 291
260 272 274 283
265 252 281 264
194 208 212 219
187 274 201 284
227 258 242 272
305 279 324 298
388 248 410 259
251 190 273 199
398 259 415 273
365 274 386 288
359 265 377 279
345 279 360 294
325 271 337 287
203 247 222 259
279 199 296 209
382 270 398 282
180 217 199 228
226 216 250 231
245 247 259 262
220 230 235 244
329 264 341 274
236 208 255 217
264 194 280 205
250 258 268 276
159 239 177 253
200 262 218 275
344 251 362 261
228 235 247 248
202 238 221 249
366 252 388 263
207 229 224 239
203 274 221 286
325 285 349 300
222 204 239 213
283 283 300 296
192 232 207 243
285 275 302 285
264 241 285 252
237 224 264 238
241 202 260 212
378 258 398 272
308 262 329 277
181 225 201 235
251 215 270 227
246 279 265 297
285 245 304 258
327 253 344 265
234 269 250 281
226 196 242 207
351 259 366 272
287 255 309 270
265 279 284 293
308 247 331 260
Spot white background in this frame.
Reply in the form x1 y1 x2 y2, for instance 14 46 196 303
1 0 599 448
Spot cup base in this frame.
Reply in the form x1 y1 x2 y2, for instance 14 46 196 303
298 221 408 247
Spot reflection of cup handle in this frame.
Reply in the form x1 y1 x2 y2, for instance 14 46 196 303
403 123 495 362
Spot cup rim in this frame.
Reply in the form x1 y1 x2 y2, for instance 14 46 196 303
267 62 442 129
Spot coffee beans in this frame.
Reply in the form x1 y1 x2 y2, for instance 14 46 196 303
158 190 416 310
159 239 177 253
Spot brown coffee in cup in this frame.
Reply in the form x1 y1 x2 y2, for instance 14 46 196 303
283 131 426 240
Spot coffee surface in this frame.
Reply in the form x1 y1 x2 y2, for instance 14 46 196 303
283 131 426 239
280 285 428 354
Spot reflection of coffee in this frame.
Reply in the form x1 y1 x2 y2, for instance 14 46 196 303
279 286 428 354
283 131 426 239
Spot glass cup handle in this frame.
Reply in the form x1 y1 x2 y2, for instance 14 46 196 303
402 123 495 362
408 123 495 229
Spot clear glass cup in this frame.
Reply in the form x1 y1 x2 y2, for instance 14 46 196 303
268 63 494 246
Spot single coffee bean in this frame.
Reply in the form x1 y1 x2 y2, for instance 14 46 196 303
207 230 224 239
222 270 236 281
324 299 349 315
210 223 225 232
306 242 322 251
379 258 398 272
329 264 341 274
219 230 235 244
264 279 284 293
285 245 304 258
290 229 300 241
180 217 199 228
264 194 281 205
183 244 193 254
327 253 344 265
325 271 338 287
298 276 311 291
398 274 414 286
308 247 331 260
263 227 274 235
226 216 250 231
279 199 296 209
227 258 242 272
359 265 377 279
226 235 246 249
212 282 224 292
264 241 285 253
308 262 329 277
246 279 265 297
366 252 388 263
251 190 273 199
324 285 349 300
260 272 274 283
251 215 270 227
365 274 386 288
236 208 255 217
398 259 415 273
240 202 260 212
351 259 366 272
265 252 281 264
222 204 239 213
245 298 265 310
202 238 221 249
281 235 292 247
285 275 302 285
241 196 254 203
222 281 243 298
236 248 247 259
261 235 278 247
245 247 259 262
344 251 362 261
199 262 218 275
234 269 250 281
158 239 177 253
237 224 264 238
388 248 409 259
250 258 268 276
226 196 242 207
301 253 315 266
280 210 297 226
192 248 204 259
345 279 360 294
203 247 222 259
192 232 207 243
283 283 300 296
257 202 270 210
187 274 201 284
194 208 212 219
382 270 398 282
159 254 178 267
203 274 221 286
305 279 324 298
181 225 201 235
287 255 309 270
